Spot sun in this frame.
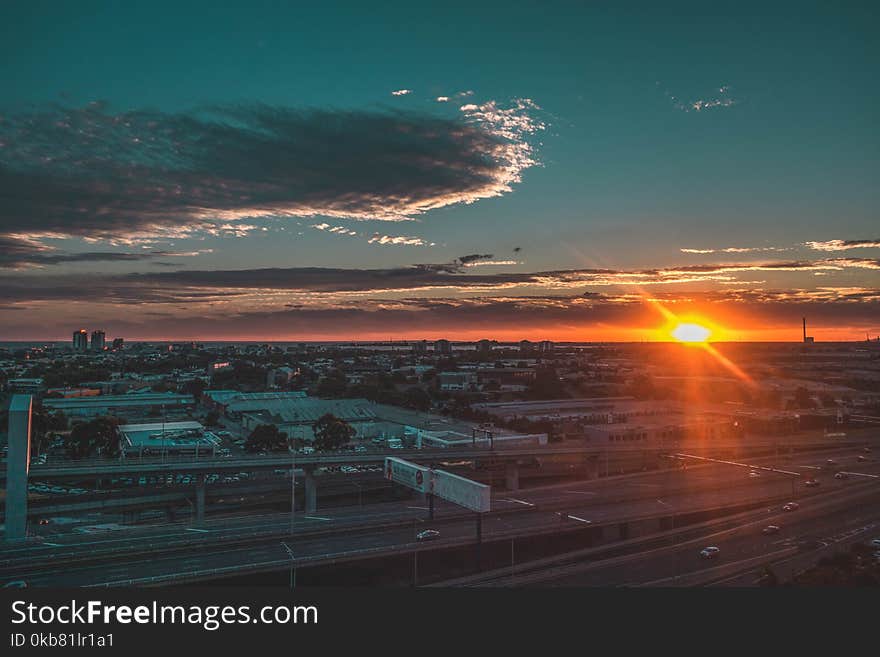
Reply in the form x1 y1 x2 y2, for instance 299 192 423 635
671 322 712 343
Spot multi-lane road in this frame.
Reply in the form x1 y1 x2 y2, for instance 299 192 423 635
3 444 876 586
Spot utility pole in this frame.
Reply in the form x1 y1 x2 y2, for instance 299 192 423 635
281 541 296 588
289 434 296 536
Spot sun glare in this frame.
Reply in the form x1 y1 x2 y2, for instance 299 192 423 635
671 322 712 343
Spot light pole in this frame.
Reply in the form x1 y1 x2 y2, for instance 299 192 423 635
281 541 296 588
288 435 296 536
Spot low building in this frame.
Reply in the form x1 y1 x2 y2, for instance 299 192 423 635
43 392 195 419
120 420 219 456
438 371 478 391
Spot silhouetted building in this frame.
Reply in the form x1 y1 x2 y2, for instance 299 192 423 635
111 337 124 350
412 340 428 355
477 339 494 355
538 340 554 354
434 339 451 356
72 329 88 353
91 330 106 352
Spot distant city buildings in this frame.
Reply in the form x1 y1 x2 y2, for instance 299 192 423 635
434 339 451 355
411 340 428 355
111 337 125 351
477 339 495 355
73 329 88 353
91 330 106 352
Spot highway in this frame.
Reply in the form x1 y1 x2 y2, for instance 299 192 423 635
437 468 880 587
15 432 872 480
3 445 876 586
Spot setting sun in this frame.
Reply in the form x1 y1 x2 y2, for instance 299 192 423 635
671 322 712 343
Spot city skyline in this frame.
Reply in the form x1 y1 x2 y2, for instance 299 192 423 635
1 1 878 342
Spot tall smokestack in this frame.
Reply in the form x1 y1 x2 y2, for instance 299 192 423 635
803 317 806 341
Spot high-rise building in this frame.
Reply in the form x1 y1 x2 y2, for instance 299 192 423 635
91 330 106 352
412 340 428 355
72 329 88 353
434 339 451 356
111 337 124 351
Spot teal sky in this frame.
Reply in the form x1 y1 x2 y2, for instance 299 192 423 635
0 1 878 340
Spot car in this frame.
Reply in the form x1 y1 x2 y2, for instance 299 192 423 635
783 502 800 511
869 538 880 548
804 479 820 487
834 472 848 480
38 518 51 525
857 455 868 462
416 529 441 541
749 471 761 478
3 581 27 588
354 445 367 453
699 546 721 559
761 525 780 535
864 447 872 453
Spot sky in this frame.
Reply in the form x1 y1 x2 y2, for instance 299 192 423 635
0 0 878 342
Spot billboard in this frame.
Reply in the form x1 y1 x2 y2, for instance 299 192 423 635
430 468 491 513
384 457 431 494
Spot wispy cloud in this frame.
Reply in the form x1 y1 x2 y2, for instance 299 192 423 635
367 234 430 246
312 223 358 237
680 246 787 254
663 84 738 113
0 236 210 269
390 89 413 96
806 239 880 252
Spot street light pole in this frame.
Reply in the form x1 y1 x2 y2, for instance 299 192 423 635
281 541 296 588
289 436 296 536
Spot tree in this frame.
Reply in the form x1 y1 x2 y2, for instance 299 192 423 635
403 387 432 412
65 417 121 458
312 413 355 451
244 424 288 453
315 370 347 398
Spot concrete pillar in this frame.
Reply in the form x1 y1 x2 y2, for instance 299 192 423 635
304 468 317 513
195 474 206 524
5 395 32 542
504 462 520 491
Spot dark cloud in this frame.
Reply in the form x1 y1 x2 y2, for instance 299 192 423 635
0 101 541 245
0 257 877 309
0 237 205 269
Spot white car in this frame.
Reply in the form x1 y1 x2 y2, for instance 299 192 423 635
416 529 440 541
869 538 880 548
700 546 721 559
783 502 800 512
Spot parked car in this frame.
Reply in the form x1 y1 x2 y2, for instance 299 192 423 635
761 525 780 535
804 479 820 487
783 502 800 511
857 455 868 462
834 472 848 480
416 529 440 541
749 471 761 478
3 580 27 588
868 538 880 548
699 546 721 559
